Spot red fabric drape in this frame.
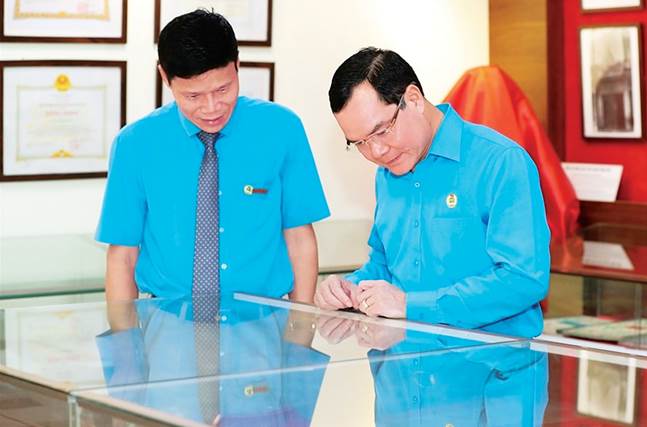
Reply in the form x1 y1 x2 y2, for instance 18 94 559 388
443 66 579 242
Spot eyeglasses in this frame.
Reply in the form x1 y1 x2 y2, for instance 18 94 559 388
346 93 405 151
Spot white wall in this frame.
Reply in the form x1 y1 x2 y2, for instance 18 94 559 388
0 0 489 237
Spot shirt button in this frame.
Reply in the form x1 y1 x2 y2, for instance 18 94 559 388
218 190 222 196
413 359 419 366
219 227 224 233
221 263 228 270
414 260 420 266
412 396 418 403
414 182 421 188
220 351 225 357
413 220 419 228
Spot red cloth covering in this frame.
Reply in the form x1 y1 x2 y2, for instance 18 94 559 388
443 66 579 242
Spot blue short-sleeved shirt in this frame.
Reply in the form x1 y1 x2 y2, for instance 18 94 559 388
96 97 330 297
347 104 550 338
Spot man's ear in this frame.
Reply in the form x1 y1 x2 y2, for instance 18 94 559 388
405 84 425 113
158 65 170 87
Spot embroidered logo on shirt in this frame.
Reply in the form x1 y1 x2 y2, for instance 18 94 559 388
446 193 458 209
243 185 268 195
244 384 268 396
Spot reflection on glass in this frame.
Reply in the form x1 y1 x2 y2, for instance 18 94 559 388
367 341 548 426
94 300 548 426
97 296 329 424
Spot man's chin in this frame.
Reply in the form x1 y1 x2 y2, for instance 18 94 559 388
386 165 409 176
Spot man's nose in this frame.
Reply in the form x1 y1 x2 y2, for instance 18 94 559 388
370 139 389 158
203 93 219 112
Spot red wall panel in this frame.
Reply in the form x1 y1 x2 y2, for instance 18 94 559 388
562 1 647 201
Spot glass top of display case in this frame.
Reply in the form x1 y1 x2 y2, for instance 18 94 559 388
68 295 647 426
0 292 520 394
1 292 646 426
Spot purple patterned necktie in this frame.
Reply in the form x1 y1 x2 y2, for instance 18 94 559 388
192 131 220 299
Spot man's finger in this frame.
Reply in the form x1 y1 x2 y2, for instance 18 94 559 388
329 280 352 307
343 281 360 308
320 281 347 309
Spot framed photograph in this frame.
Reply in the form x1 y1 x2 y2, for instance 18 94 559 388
577 356 636 423
154 0 271 46
581 0 643 12
0 60 126 181
580 25 643 139
0 0 127 43
156 61 274 107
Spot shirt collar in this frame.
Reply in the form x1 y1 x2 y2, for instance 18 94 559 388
426 103 463 162
176 97 244 138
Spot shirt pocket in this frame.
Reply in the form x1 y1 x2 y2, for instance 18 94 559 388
235 177 281 231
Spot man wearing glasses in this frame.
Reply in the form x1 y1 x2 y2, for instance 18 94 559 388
315 48 550 338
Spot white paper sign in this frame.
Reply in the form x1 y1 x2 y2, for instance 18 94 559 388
562 162 623 202
583 241 634 270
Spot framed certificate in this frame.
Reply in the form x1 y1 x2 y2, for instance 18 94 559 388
154 0 271 46
580 25 643 139
0 60 126 181
1 0 127 43
156 61 274 107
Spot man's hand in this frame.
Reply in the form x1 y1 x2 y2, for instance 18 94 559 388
314 275 359 310
316 315 357 345
357 280 406 318
355 322 405 351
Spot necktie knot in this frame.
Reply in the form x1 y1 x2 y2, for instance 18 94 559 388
198 131 218 148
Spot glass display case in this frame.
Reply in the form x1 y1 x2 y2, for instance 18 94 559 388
546 224 647 350
0 234 106 305
0 292 645 426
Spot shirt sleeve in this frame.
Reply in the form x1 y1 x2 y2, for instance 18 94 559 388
406 147 550 331
95 132 147 246
280 115 330 229
345 182 393 284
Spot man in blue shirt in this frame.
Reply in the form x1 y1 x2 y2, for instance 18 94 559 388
315 48 549 337
96 11 329 302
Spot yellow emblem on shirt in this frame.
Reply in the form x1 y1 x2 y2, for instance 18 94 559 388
446 193 458 209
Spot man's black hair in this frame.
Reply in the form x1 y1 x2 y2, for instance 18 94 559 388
329 47 424 113
158 9 239 81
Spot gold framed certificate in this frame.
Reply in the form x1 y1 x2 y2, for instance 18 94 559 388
0 60 126 181
154 0 271 46
1 0 127 43
156 61 274 107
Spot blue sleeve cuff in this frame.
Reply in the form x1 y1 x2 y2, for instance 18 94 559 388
344 272 360 284
405 290 440 324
